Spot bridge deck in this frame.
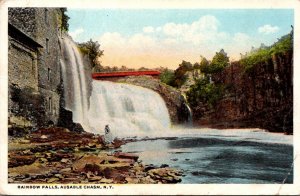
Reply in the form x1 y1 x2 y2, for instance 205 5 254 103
92 70 161 79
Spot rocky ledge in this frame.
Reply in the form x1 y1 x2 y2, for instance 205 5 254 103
8 127 182 184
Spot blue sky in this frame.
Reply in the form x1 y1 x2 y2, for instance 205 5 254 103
68 9 293 69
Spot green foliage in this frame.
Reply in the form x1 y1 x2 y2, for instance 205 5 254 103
197 50 229 75
240 31 293 73
78 39 104 68
193 62 201 69
270 33 293 55
210 49 229 73
179 60 193 70
240 47 271 73
187 76 224 108
199 56 210 74
60 8 70 32
159 68 175 86
173 60 193 88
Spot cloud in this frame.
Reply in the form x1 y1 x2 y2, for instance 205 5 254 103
161 15 223 44
69 28 84 39
258 24 279 34
94 15 262 69
143 26 155 33
98 32 126 48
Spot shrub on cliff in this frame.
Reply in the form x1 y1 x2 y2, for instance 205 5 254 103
209 49 229 73
198 49 229 75
240 31 293 73
270 32 293 55
159 68 175 86
172 60 193 88
199 56 210 74
240 47 271 73
186 76 224 108
60 8 70 32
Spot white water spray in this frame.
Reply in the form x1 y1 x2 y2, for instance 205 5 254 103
87 80 171 137
60 36 89 128
60 35 171 137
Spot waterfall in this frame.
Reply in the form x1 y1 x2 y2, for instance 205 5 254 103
87 81 171 137
184 102 193 127
60 35 89 129
60 35 171 137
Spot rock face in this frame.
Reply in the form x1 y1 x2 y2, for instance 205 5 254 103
117 76 191 125
192 51 293 133
180 69 202 94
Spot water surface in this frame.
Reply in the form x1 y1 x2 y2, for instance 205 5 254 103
121 129 293 184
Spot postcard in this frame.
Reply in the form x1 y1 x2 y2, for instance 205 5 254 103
0 0 299 195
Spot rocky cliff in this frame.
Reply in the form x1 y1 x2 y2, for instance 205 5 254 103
192 51 293 133
117 76 191 125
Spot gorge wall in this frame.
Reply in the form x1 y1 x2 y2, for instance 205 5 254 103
192 50 293 133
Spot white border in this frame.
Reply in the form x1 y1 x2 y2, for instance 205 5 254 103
1 0 299 195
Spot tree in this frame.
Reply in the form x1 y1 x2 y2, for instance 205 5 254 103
210 49 229 73
78 39 104 68
179 60 193 70
186 76 224 108
60 8 70 32
159 68 175 86
199 56 210 74
173 60 193 88
193 62 201 69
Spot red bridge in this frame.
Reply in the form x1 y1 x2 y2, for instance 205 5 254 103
92 70 161 81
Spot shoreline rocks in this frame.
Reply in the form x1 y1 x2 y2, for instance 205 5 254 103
8 127 182 184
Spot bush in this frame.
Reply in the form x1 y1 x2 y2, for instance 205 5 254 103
60 8 70 32
240 31 293 73
210 49 229 73
187 76 224 108
159 69 175 86
240 47 271 73
172 60 193 88
199 57 210 74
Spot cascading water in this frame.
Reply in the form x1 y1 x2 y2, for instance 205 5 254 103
87 80 171 137
184 102 193 127
60 35 171 137
60 35 89 130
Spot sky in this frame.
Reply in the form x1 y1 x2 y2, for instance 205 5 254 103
68 9 293 70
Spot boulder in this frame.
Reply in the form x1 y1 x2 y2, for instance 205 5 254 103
113 152 139 162
147 168 182 183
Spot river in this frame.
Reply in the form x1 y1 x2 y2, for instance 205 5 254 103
120 128 293 184
59 36 293 184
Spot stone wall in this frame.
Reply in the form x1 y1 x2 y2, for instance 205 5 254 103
8 8 63 132
8 8 37 39
8 39 38 91
35 8 62 125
